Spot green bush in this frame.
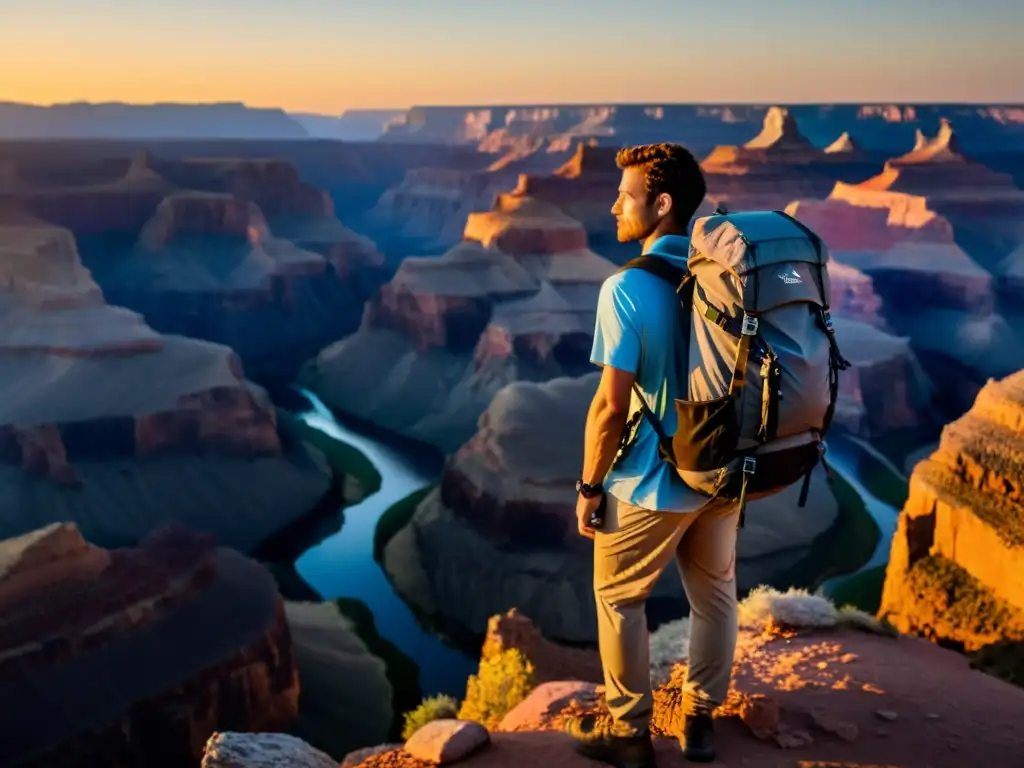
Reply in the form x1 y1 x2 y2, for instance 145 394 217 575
457 648 536 731
401 694 460 739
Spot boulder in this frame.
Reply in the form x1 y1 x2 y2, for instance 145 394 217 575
403 719 490 764
202 732 337 768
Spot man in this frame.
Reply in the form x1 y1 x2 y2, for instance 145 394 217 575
565 143 739 766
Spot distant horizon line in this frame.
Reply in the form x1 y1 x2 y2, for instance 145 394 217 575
4 98 1024 117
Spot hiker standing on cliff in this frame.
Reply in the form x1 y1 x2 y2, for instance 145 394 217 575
567 143 735 766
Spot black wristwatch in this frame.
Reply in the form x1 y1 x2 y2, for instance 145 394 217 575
576 479 604 499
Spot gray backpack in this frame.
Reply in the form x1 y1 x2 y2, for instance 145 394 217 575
618 209 849 522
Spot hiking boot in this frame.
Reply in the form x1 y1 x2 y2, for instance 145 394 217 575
679 713 716 763
563 714 657 768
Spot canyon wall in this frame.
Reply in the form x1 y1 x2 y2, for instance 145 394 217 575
0 522 298 766
0 210 336 553
880 369 1024 651
2 151 389 383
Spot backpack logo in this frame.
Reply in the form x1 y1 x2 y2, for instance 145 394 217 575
778 266 803 285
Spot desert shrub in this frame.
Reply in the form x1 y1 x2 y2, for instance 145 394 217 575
457 647 536 730
401 694 460 739
738 585 895 636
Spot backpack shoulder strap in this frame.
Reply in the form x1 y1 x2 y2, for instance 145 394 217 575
613 254 693 463
617 254 687 287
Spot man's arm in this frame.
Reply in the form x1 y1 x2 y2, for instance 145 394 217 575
582 275 641 487
581 364 635 485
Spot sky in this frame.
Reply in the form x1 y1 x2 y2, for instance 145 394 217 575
1 0 1020 114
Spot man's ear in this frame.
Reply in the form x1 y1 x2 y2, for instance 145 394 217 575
656 192 673 219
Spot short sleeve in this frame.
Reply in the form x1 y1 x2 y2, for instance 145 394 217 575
590 274 642 374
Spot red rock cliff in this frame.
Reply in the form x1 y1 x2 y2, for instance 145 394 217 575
0 522 299 767
880 369 1024 651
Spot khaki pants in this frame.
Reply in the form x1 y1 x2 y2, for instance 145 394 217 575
593 493 740 734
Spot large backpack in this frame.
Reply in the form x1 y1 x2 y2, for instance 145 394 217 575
617 208 850 523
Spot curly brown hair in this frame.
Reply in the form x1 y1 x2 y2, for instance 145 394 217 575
616 143 706 228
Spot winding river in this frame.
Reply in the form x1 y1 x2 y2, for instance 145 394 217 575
292 389 477 697
289 388 902 696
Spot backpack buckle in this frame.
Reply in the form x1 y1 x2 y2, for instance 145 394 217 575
742 456 757 475
741 314 759 336
821 307 835 333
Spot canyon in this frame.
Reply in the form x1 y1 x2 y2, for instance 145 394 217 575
2 100 1024 765
0 203 353 552
0 148 390 383
301 193 618 454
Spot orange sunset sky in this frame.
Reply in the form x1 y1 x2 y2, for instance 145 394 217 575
1 0 1019 113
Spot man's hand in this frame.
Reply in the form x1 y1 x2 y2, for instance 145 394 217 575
576 492 604 539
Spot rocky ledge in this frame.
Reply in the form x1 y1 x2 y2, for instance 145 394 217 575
880 368 1024 651
301 198 616 453
0 522 298 767
378 374 844 643
218 590 1024 768
0 217 333 552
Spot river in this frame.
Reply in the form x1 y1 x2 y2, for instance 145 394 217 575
289 389 903 697
819 435 902 593
291 389 477 697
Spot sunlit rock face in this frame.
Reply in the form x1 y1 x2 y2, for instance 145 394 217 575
881 369 1024 652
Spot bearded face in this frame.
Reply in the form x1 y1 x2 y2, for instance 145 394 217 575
611 166 663 243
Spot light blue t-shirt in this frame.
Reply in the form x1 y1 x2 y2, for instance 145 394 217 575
590 234 707 513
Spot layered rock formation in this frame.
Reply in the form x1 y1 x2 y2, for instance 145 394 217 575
378 373 842 643
0 215 333 552
788 121 1024 413
378 102 1024 154
827 119 1024 273
2 152 387 382
364 144 577 252
0 522 299 766
302 198 617 453
880 369 1024 651
700 107 880 212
